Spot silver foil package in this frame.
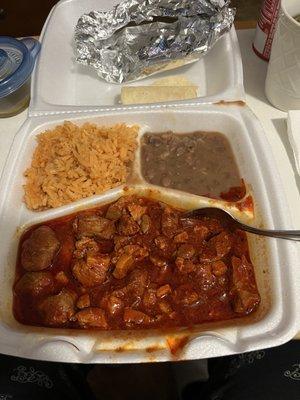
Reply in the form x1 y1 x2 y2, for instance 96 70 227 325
74 0 235 84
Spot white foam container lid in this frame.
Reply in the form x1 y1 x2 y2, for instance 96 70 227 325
29 0 245 115
0 0 299 363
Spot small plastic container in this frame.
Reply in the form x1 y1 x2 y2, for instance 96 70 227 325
0 37 40 118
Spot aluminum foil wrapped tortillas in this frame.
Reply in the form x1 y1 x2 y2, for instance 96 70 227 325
74 0 235 83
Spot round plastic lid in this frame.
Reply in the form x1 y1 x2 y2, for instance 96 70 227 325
0 36 40 99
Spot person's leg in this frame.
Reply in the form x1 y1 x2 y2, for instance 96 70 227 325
0 354 95 400
182 340 300 400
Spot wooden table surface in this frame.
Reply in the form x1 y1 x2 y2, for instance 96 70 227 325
235 20 257 30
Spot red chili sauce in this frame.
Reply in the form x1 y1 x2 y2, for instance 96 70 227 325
13 196 260 330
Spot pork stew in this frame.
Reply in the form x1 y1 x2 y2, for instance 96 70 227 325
13 196 260 330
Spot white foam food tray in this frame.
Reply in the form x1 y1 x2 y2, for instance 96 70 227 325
0 104 299 363
29 0 244 114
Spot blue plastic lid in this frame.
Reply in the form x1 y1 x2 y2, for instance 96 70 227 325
0 36 41 99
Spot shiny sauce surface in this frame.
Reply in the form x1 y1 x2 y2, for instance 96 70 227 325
13 196 260 330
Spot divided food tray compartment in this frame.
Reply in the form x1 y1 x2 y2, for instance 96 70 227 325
0 106 299 363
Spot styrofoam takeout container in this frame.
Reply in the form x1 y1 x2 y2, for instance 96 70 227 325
0 0 299 363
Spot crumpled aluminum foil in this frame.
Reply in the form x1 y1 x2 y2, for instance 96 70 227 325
74 0 235 83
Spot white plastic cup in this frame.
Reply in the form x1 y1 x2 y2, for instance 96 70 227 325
265 0 300 111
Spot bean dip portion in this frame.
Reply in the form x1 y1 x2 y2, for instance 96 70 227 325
13 195 260 330
141 131 242 198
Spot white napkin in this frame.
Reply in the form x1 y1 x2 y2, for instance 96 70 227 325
287 111 300 175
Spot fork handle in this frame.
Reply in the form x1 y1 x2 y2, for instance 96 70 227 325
238 223 300 241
